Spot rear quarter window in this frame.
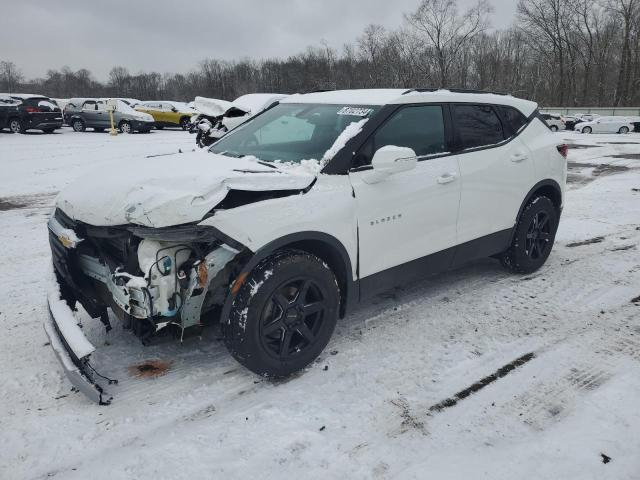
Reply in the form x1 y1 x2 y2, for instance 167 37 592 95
453 104 505 149
498 106 529 137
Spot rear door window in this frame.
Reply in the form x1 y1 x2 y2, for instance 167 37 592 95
453 104 505 149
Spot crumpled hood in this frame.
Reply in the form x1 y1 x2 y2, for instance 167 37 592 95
55 151 316 228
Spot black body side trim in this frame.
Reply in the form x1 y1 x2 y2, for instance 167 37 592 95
451 229 512 267
358 229 512 300
359 247 455 300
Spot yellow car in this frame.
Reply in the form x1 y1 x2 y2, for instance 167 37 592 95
135 101 197 130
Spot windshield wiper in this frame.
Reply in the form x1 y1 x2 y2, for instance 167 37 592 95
218 150 245 158
256 161 277 169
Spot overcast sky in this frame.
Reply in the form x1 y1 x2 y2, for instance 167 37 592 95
1 0 518 81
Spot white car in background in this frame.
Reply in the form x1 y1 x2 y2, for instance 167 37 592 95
574 116 634 134
540 113 565 131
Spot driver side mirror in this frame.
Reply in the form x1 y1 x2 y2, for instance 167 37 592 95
363 146 417 184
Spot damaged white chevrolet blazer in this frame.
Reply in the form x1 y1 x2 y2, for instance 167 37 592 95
45 89 567 404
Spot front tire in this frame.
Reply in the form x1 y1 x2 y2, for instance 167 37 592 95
155 124 164 130
501 196 558 274
582 126 592 134
72 119 85 132
180 117 190 130
42 128 55 134
550 125 558 132
119 121 132 134
223 250 340 377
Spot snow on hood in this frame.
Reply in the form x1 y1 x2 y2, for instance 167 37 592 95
231 94 288 115
194 96 233 117
55 151 317 228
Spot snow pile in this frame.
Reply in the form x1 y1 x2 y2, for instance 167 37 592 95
322 118 368 163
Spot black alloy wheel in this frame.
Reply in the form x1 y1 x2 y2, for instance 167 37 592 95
260 278 328 360
223 250 339 377
500 195 558 274
524 211 551 260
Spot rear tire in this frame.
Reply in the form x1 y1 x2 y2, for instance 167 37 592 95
72 119 85 132
8 118 23 134
501 196 558 274
223 250 340 378
618 126 629 134
180 117 190 130
550 125 558 132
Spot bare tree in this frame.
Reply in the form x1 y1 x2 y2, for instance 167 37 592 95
405 0 493 86
606 0 640 105
0 61 24 93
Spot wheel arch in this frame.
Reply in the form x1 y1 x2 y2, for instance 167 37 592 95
221 231 355 323
70 115 85 126
511 179 563 241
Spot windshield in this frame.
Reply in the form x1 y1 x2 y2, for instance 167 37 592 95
209 103 379 163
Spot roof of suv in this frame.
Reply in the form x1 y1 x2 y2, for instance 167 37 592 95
281 88 538 116
2 93 49 100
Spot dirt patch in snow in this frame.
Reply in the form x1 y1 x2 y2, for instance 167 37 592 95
566 144 600 150
428 352 536 413
567 162 631 186
128 359 172 378
566 236 605 247
607 154 640 160
0 193 57 211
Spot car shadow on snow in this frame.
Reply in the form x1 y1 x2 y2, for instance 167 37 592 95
75 257 509 404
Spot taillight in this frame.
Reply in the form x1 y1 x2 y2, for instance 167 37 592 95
557 144 568 159
25 106 41 113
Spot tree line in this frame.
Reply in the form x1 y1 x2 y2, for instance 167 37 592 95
1 0 639 107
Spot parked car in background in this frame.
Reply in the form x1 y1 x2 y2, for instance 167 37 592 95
111 98 141 107
190 93 288 147
65 98 155 133
135 101 197 129
0 94 63 133
561 115 579 130
577 113 600 122
574 116 634 134
540 113 565 131
45 88 566 403
0 95 20 131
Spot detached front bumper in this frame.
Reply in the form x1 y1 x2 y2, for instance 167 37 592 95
44 281 116 405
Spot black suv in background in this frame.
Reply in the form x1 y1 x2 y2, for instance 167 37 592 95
0 94 63 133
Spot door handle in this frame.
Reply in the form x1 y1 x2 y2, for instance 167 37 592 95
511 153 528 163
437 173 458 185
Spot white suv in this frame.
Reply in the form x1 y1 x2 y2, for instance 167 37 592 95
46 89 567 404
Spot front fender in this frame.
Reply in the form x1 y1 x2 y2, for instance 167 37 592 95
198 174 358 278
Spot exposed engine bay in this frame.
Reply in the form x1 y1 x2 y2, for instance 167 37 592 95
49 208 249 343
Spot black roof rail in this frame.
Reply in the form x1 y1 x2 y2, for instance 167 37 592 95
405 88 511 96
309 89 334 93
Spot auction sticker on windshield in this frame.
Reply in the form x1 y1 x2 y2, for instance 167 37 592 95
337 107 374 117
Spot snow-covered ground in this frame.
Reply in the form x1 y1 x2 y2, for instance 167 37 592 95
1 128 639 480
